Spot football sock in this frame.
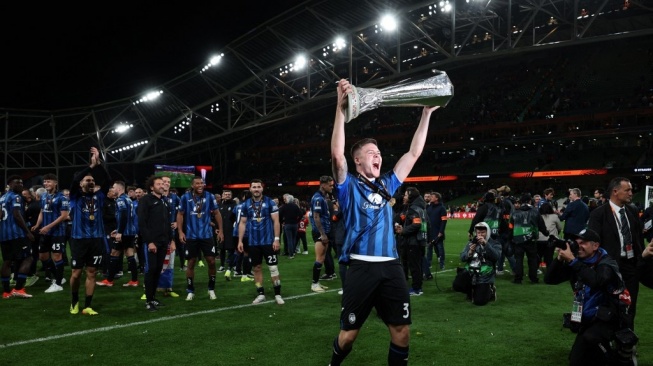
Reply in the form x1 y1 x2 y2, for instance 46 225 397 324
313 262 323 283
329 336 351 366
127 256 138 281
388 342 409 366
85 295 93 309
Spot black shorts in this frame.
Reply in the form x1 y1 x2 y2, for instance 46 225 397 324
340 259 411 330
39 235 66 254
311 230 334 245
70 238 106 269
240 236 250 252
185 238 216 259
1 238 32 262
248 245 278 267
111 235 135 251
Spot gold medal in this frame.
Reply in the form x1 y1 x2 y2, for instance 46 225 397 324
89 214 95 221
257 217 261 222
197 213 202 219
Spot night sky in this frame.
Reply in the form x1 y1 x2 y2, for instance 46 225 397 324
0 1 304 109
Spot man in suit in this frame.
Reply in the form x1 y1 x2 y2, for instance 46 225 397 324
559 188 589 240
587 177 644 330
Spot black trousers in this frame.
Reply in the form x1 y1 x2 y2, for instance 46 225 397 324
399 244 424 290
513 241 538 282
569 319 617 366
618 257 639 330
144 242 168 302
452 270 492 306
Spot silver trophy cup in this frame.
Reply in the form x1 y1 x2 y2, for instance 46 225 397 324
345 70 454 123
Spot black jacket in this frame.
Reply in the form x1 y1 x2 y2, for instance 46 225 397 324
510 204 549 244
588 202 643 262
544 248 626 326
103 197 117 233
401 196 428 246
138 193 171 244
23 199 40 228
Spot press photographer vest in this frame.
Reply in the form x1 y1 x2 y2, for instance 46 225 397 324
482 203 502 239
511 208 538 244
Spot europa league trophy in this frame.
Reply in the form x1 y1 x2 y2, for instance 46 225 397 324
345 70 454 123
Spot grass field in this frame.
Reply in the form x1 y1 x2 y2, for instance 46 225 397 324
2 219 651 365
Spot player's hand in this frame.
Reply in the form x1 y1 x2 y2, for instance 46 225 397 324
39 225 51 235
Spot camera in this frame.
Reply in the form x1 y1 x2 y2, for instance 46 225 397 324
471 237 479 245
547 235 578 254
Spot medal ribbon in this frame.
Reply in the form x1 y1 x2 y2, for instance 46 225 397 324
86 195 95 217
357 174 392 202
193 193 203 216
250 199 262 221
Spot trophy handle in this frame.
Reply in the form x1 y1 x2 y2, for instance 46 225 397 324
345 85 360 123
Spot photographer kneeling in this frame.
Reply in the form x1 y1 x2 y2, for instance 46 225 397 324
544 228 637 366
453 222 500 305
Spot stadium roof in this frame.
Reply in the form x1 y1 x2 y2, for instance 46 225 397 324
1 0 652 180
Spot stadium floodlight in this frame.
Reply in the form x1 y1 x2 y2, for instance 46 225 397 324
133 90 163 104
112 123 133 133
110 139 149 154
201 53 225 73
173 115 193 134
440 0 452 13
379 15 398 32
323 37 347 57
293 55 307 71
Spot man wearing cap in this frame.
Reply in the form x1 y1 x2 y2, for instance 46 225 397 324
544 228 636 366
588 177 644 331
453 222 500 305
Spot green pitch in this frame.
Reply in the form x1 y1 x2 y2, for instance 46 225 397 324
1 219 651 365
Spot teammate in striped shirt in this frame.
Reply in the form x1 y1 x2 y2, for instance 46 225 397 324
68 147 110 315
177 177 224 301
309 175 334 293
329 78 439 366
237 179 284 305
32 173 69 293
232 190 253 278
96 180 139 287
1 176 36 298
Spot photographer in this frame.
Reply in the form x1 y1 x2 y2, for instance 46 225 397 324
510 194 549 284
453 222 501 305
395 187 428 296
544 229 637 366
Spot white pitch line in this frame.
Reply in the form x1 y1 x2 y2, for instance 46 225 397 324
0 290 337 349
